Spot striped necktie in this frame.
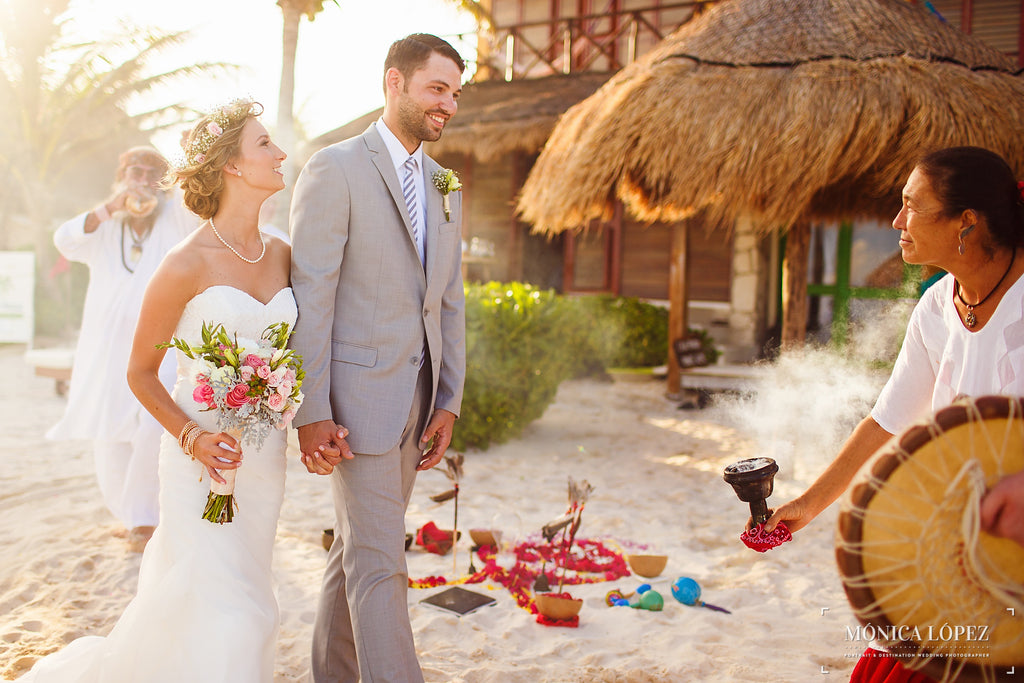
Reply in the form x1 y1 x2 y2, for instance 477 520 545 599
401 156 423 264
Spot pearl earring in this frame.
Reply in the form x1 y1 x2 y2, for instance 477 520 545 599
237 171 242 177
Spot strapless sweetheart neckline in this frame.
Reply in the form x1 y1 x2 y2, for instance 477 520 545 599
191 285 293 307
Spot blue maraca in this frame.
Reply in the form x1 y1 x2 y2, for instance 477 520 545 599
671 577 701 605
671 577 731 614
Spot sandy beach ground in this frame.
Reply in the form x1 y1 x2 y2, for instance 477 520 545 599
0 342 884 682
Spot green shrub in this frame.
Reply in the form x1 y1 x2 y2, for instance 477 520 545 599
453 286 720 451
453 282 582 451
568 294 670 369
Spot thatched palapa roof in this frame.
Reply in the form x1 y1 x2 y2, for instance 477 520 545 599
309 72 612 162
518 0 1024 234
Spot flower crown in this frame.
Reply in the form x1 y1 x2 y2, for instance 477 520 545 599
181 99 263 169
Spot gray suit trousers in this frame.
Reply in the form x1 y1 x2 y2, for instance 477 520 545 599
311 365 431 683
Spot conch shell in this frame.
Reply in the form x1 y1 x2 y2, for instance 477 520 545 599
125 190 158 217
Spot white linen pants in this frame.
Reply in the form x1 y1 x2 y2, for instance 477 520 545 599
93 413 162 528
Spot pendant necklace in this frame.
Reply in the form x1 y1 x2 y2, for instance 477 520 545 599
121 219 154 273
209 217 265 264
954 249 1015 328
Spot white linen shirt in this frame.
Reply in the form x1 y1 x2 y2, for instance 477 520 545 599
871 272 1024 435
47 196 196 441
375 118 426 266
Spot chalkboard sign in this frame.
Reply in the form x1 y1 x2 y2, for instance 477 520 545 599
674 335 712 369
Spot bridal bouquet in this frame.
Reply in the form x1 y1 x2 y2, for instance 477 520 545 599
160 321 304 523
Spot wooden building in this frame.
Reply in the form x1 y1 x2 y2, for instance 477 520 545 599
310 2 735 333
310 0 1024 375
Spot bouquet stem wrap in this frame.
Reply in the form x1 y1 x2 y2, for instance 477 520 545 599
203 436 240 524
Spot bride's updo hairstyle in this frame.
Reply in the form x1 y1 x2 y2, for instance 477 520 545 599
171 99 264 220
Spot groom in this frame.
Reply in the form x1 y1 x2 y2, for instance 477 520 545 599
289 34 466 682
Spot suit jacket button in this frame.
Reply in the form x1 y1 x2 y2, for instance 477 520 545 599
423 309 429 317
409 356 419 365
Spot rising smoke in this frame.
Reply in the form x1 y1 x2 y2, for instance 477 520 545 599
712 298 917 484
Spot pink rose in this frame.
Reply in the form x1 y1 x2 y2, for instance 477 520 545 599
225 383 250 408
267 393 286 412
192 383 215 408
239 366 254 382
277 382 292 397
284 369 296 383
194 153 206 164
281 409 296 426
256 365 271 380
207 121 223 137
244 354 266 368
267 368 284 388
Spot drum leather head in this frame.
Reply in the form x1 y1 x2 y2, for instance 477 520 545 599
837 396 1024 681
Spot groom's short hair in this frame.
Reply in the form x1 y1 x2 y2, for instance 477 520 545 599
384 33 465 88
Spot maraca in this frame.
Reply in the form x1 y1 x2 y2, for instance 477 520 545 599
671 577 731 614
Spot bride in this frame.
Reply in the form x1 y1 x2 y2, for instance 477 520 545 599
20 99 292 682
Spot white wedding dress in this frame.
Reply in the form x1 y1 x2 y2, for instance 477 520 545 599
21 286 296 683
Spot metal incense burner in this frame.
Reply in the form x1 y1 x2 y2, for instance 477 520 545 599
723 457 779 526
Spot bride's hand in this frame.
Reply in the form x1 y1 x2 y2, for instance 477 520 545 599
192 431 242 485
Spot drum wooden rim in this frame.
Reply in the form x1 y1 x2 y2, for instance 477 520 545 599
836 395 1024 682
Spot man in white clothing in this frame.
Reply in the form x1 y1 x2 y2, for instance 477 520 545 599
49 147 196 551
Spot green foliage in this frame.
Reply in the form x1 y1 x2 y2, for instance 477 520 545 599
567 294 670 370
453 282 581 451
0 2 235 338
454 285 722 451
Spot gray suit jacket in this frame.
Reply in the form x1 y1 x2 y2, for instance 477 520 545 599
289 124 466 455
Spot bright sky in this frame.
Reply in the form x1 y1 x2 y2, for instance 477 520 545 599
61 0 478 158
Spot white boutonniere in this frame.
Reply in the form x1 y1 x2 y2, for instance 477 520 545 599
431 168 462 221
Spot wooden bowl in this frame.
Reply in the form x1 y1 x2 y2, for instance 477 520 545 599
534 593 583 620
469 528 499 546
627 553 668 578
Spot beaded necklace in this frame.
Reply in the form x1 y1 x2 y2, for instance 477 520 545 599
954 249 1015 328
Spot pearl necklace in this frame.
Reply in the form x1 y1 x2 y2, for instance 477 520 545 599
209 216 265 264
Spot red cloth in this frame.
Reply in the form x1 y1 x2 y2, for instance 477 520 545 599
536 613 579 628
415 521 455 555
740 522 792 552
850 648 936 683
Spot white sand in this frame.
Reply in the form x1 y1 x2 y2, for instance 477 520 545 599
0 344 870 682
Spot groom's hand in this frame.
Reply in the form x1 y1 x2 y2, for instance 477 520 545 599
417 409 456 471
298 420 352 475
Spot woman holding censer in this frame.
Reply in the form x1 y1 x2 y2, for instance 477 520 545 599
765 146 1024 682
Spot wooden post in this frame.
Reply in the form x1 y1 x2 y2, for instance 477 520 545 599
780 220 810 348
608 202 623 293
667 221 689 395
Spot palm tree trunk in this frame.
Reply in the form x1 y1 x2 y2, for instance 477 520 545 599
274 3 301 231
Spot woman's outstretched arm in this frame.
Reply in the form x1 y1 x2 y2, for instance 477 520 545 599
764 416 894 534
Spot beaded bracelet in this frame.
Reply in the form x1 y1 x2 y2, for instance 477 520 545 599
177 420 198 448
177 420 204 461
183 427 205 460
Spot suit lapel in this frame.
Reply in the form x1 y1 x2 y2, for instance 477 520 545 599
423 156 442 283
362 125 420 253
